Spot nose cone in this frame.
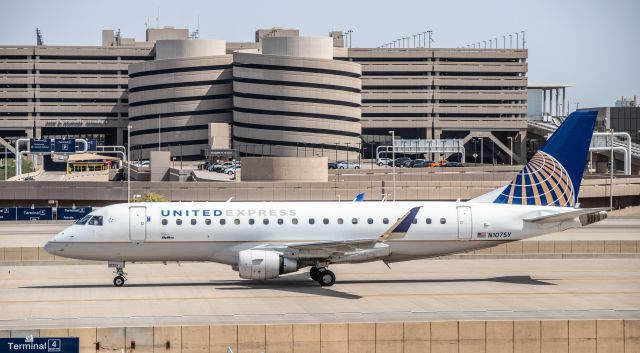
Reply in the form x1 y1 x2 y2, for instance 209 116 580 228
44 241 57 255
45 228 72 255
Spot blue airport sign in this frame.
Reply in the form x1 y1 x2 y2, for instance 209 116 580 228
29 139 53 153
0 207 16 221
0 337 79 353
58 207 92 220
16 207 53 221
87 139 97 151
54 139 76 153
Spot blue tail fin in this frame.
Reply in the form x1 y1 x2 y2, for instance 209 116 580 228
493 110 597 207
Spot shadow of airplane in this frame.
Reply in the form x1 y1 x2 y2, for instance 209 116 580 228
22 274 554 300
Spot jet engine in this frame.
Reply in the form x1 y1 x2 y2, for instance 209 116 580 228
238 249 298 280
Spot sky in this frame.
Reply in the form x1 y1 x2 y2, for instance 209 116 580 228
0 0 638 108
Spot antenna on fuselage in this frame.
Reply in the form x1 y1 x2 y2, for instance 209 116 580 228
226 197 234 202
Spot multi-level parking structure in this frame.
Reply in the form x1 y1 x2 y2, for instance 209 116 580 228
128 40 233 160
0 45 152 145
232 37 362 161
337 48 528 162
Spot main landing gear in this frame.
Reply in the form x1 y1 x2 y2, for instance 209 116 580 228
309 266 336 287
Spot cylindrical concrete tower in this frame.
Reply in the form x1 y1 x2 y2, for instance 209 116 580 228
128 39 232 160
232 36 362 161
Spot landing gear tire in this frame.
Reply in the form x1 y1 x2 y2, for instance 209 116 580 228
317 269 336 287
309 267 320 281
113 275 125 287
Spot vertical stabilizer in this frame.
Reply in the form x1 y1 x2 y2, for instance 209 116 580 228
491 110 598 207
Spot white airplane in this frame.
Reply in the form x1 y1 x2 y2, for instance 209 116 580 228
45 111 608 287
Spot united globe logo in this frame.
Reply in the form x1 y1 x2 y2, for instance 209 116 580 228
494 151 575 207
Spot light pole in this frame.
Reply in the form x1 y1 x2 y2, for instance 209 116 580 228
479 137 484 165
127 125 131 203
507 136 514 165
158 113 161 151
609 128 614 210
389 130 396 201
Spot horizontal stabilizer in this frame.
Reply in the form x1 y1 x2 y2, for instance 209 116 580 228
523 208 608 224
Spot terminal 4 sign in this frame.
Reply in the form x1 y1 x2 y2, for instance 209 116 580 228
28 139 83 153
53 139 76 153
0 337 78 353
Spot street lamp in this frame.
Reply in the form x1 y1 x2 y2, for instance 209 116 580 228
507 136 514 165
388 130 396 202
127 125 131 203
609 128 614 210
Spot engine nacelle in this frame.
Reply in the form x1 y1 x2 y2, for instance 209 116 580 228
238 249 298 280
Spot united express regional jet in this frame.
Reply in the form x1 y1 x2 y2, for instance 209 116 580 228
45 111 607 287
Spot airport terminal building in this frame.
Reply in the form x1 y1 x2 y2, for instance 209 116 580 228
0 27 527 162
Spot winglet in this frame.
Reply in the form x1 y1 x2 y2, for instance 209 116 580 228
353 193 365 202
378 206 421 242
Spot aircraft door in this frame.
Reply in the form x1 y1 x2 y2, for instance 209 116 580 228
456 206 472 239
129 206 147 241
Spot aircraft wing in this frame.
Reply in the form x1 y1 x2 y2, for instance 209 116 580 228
256 206 422 258
523 208 608 224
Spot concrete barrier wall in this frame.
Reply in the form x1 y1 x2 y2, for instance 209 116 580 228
1 320 638 353
1 176 638 206
1 240 638 262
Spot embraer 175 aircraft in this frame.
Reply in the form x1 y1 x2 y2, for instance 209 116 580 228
45 111 608 287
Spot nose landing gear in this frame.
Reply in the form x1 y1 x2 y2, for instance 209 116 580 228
113 266 127 287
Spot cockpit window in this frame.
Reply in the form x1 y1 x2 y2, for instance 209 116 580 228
88 216 103 226
75 214 92 225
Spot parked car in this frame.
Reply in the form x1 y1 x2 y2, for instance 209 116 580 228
443 162 465 167
375 158 392 166
410 159 432 168
214 161 237 173
404 159 427 168
224 165 241 175
24 176 35 181
393 157 412 167
337 161 360 169
328 162 337 169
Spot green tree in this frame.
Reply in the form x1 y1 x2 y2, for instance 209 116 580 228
0 157 33 180
134 192 170 202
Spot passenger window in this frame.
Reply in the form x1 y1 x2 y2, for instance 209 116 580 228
277 218 283 225
352 218 358 224
309 218 315 225
234 219 240 225
88 216 103 226
263 219 269 225
161 219 168 226
440 218 446 224
426 218 432 224
383 218 389 224
292 218 298 225
205 219 211 225
337 218 343 224
220 219 226 225
323 218 329 225
248 219 255 225
191 219 197 225
176 219 182 225
367 218 373 224
412 218 417 224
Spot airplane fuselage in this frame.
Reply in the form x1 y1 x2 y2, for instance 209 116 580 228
45 201 576 265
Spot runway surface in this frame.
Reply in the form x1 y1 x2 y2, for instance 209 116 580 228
2 217 639 248
1 258 639 329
